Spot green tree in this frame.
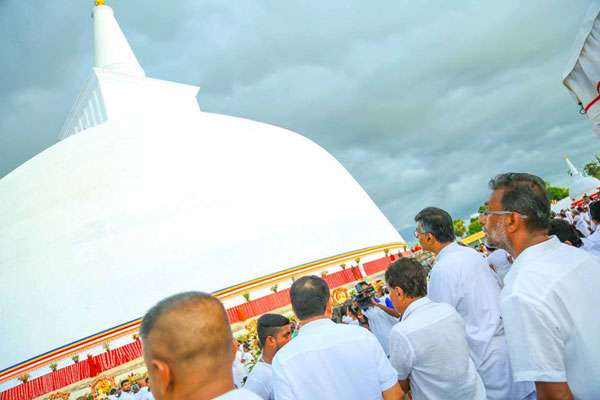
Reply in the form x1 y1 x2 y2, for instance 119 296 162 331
545 182 569 202
468 217 482 235
453 219 466 238
584 161 600 180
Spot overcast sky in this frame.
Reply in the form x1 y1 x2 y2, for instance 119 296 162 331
0 0 598 240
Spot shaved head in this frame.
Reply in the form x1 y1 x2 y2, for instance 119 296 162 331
140 292 234 399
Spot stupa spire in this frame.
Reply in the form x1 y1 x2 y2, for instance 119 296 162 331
565 157 581 176
92 2 145 77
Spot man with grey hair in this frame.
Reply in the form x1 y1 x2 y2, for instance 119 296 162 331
482 172 600 399
140 292 261 400
385 258 486 399
414 207 534 400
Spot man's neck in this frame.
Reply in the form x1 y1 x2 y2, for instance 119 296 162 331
170 375 234 400
300 314 328 326
261 349 275 364
399 296 421 316
431 240 452 255
511 231 549 258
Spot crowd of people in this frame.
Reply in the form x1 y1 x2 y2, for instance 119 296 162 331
134 172 599 400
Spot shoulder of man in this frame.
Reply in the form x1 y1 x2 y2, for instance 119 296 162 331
436 243 479 266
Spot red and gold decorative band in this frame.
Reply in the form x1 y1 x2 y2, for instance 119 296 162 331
0 242 406 383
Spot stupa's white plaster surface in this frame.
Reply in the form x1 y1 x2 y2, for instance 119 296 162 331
0 4 402 373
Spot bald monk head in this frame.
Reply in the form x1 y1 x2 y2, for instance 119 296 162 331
140 292 234 400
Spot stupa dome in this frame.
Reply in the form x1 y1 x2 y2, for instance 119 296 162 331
0 3 403 380
565 157 600 199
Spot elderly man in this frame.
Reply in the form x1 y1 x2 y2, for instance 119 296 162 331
386 257 486 400
140 292 261 400
414 207 534 400
244 314 291 400
272 276 403 400
481 173 600 399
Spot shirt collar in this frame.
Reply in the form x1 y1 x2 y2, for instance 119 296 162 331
401 297 431 322
299 318 334 335
436 241 457 261
514 236 558 264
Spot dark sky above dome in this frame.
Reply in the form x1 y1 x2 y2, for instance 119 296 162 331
0 0 596 239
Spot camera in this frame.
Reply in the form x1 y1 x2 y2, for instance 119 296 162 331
353 281 375 310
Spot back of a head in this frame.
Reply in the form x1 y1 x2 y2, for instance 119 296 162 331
488 172 550 231
548 219 583 247
414 207 454 243
140 292 232 381
590 201 600 222
257 313 290 348
290 276 330 320
385 258 428 298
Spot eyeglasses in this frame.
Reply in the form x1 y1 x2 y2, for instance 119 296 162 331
414 229 428 238
480 210 528 219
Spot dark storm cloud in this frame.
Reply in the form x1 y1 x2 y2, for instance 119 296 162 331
0 0 597 241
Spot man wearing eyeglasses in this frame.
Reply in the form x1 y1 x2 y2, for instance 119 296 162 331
414 207 534 400
481 173 600 400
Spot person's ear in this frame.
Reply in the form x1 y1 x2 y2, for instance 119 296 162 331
394 286 406 301
325 298 333 318
506 213 524 233
148 359 171 398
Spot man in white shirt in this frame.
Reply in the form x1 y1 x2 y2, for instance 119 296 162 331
573 211 591 237
486 247 512 284
482 172 600 399
385 257 486 399
140 291 262 400
135 378 154 400
244 313 291 400
272 276 403 400
359 295 399 355
119 380 136 400
232 339 249 388
414 207 534 400
341 303 359 325
582 201 600 256
240 343 254 366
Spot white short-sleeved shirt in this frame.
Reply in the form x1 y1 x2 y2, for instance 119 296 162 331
272 318 398 400
241 350 254 365
135 387 154 400
214 388 263 399
575 215 591 237
389 297 486 400
428 242 534 400
501 236 600 398
243 361 273 400
487 248 512 284
232 357 248 388
363 306 398 355
119 391 137 400
342 315 359 325
582 226 600 257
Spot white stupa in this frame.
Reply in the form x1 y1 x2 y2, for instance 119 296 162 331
566 157 600 200
0 2 403 382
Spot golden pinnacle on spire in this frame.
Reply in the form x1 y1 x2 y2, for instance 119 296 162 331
95 0 106 6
